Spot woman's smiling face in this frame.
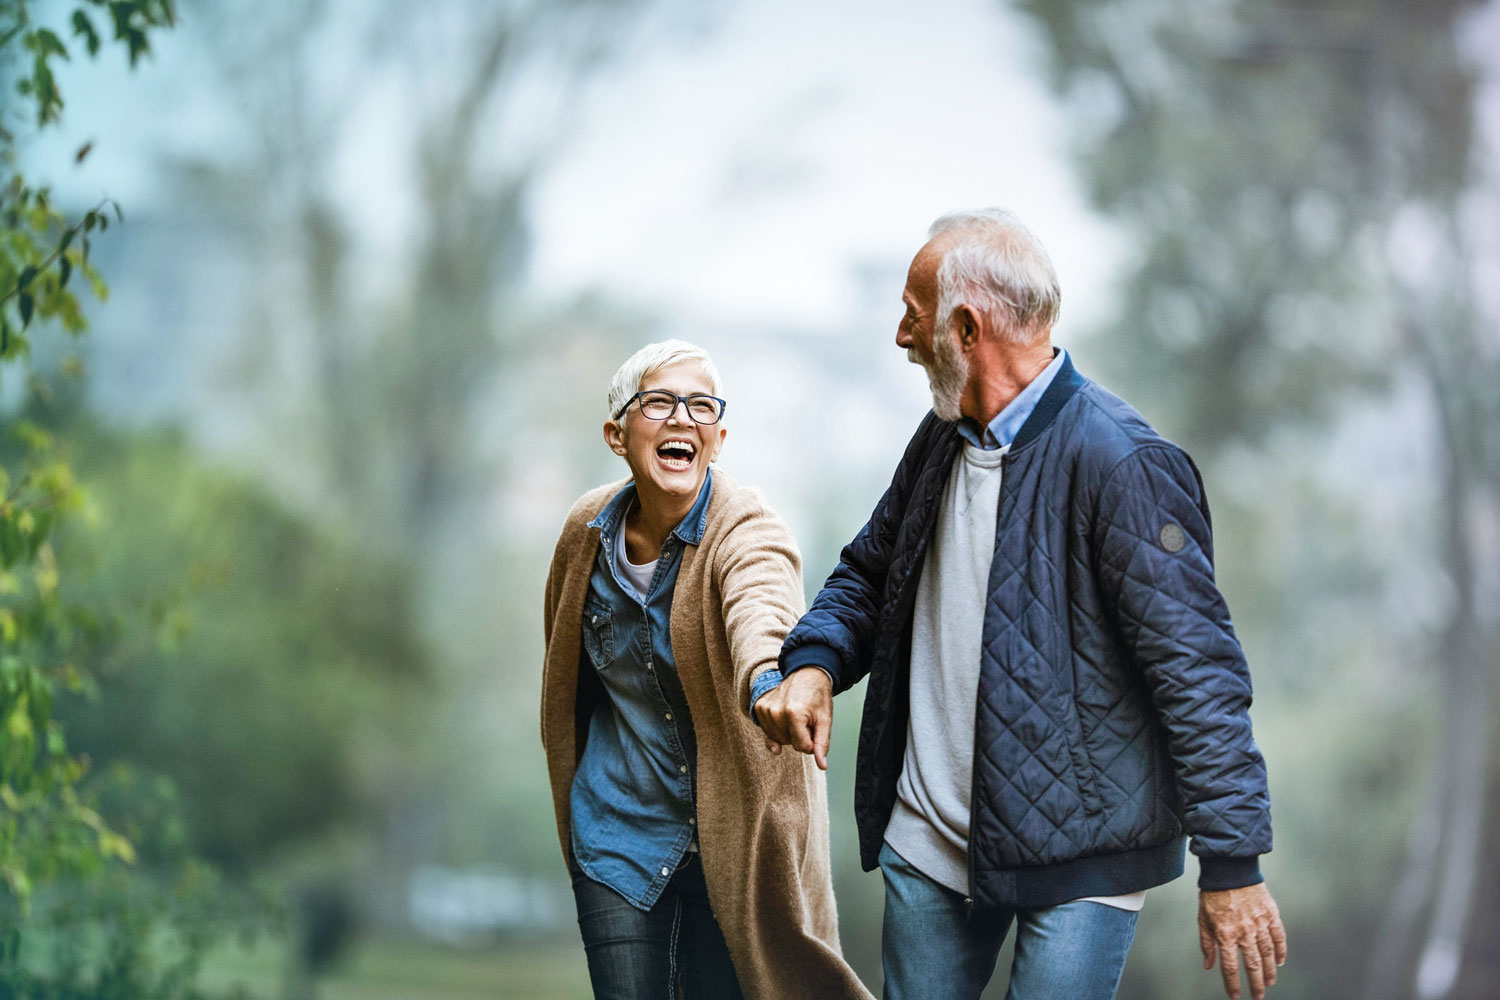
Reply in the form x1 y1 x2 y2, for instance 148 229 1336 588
604 360 726 504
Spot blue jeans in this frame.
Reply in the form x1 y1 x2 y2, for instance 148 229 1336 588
879 842 1138 1000
570 852 744 1000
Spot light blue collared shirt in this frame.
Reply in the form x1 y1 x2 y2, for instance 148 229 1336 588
953 347 1068 451
750 349 1069 711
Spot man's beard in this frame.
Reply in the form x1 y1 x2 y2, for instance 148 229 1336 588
913 325 967 421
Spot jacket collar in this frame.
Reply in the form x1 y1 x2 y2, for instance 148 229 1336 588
1009 350 1086 452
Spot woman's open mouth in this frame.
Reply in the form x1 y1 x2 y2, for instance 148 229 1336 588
656 439 696 471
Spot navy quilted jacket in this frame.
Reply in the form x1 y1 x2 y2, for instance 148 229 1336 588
780 355 1272 908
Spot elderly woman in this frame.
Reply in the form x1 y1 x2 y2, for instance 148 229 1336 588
540 340 870 1000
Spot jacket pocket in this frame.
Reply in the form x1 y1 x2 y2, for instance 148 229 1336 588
581 603 614 669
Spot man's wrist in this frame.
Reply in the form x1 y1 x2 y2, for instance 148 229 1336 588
1198 855 1264 891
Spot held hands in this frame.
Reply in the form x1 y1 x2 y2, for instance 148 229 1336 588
756 668 834 770
1199 883 1288 1000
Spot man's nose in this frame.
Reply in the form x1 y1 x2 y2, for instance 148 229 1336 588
895 323 913 349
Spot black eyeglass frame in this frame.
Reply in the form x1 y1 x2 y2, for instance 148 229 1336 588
613 391 728 425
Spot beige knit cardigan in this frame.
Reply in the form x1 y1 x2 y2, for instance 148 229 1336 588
540 471 872 1000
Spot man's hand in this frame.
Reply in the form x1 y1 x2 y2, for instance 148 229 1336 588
755 668 834 770
1199 883 1288 1000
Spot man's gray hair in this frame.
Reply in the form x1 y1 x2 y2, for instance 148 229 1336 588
606 339 724 422
928 208 1061 342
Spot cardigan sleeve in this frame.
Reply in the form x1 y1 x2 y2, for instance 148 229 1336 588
714 499 807 720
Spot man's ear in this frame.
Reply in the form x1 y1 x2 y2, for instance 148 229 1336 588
953 303 983 349
709 425 727 463
603 420 627 456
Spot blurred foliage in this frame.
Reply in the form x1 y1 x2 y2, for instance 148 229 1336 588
27 399 432 872
1 0 171 909
0 1 294 996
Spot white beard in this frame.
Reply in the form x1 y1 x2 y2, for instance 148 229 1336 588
919 326 968 421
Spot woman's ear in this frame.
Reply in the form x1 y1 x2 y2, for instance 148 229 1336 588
603 420 627 456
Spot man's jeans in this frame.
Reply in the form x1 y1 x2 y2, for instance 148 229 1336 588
570 852 743 1000
879 842 1138 1000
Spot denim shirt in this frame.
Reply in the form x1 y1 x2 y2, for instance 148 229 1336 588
569 471 713 910
751 349 1068 708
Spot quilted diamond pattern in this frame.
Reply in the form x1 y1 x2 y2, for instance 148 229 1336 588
782 372 1273 907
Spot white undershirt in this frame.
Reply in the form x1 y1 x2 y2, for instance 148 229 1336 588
613 522 658 600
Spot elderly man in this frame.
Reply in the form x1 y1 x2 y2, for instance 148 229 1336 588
755 209 1287 1000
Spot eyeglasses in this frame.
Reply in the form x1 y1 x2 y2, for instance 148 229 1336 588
614 390 728 425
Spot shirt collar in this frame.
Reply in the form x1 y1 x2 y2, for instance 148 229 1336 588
589 468 715 545
955 347 1068 450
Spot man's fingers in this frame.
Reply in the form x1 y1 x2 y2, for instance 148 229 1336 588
1199 916 1217 970
1270 912 1288 966
789 714 816 755
811 713 830 771
1257 928 1277 988
764 739 781 756
1242 940 1266 1000
1219 940 1241 1000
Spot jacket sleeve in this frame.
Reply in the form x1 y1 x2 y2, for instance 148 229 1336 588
1092 444 1272 890
779 413 938 693
713 503 807 720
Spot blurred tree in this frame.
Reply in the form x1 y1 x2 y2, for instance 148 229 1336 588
192 0 672 560
0 1 279 995
30 403 430 873
167 0 717 884
1014 1 1499 998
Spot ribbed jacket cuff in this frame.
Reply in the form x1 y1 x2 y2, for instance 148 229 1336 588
780 643 841 688
1198 856 1264 891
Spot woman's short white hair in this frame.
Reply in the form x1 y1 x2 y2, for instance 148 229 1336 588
606 339 724 422
928 208 1061 343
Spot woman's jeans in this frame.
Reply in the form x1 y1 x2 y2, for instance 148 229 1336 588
879 842 1139 1000
570 852 744 1000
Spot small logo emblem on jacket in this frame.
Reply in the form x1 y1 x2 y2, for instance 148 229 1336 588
1159 522 1186 553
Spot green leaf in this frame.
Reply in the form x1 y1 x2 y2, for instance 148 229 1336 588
59 255 73 289
18 293 33 328
18 266 38 291
36 29 70 59
71 10 102 57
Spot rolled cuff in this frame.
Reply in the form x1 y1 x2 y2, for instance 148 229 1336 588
1198 856 1264 891
749 669 785 723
